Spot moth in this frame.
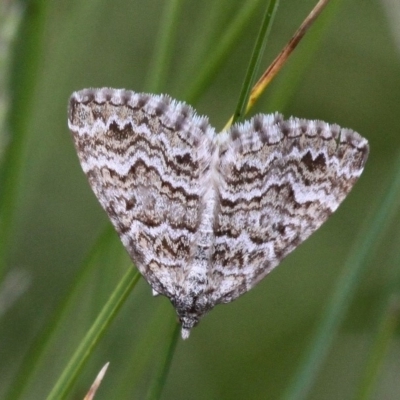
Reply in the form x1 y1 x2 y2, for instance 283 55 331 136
68 88 369 338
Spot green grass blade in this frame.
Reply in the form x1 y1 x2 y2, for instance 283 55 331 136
282 151 400 400
4 226 118 400
0 0 49 279
113 302 173 398
354 295 400 400
0 2 23 150
184 0 263 104
46 264 140 400
145 320 180 400
231 0 279 125
144 0 185 93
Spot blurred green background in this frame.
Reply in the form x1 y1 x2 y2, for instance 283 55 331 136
1 0 400 399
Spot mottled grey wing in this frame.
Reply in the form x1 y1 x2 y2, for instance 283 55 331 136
68 88 215 298
211 113 369 305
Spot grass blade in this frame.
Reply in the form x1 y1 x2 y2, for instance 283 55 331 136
184 0 263 104
0 1 23 154
0 0 49 279
249 0 332 116
231 0 279 125
354 296 400 400
223 0 332 130
46 265 140 400
113 302 173 398
145 320 180 400
4 226 119 400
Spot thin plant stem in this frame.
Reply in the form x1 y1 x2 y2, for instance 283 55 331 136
263 0 345 112
353 233 400 400
83 362 110 400
247 0 331 113
231 0 279 125
46 266 140 400
145 320 181 400
354 296 400 400
184 0 263 104
113 302 172 398
223 0 331 130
